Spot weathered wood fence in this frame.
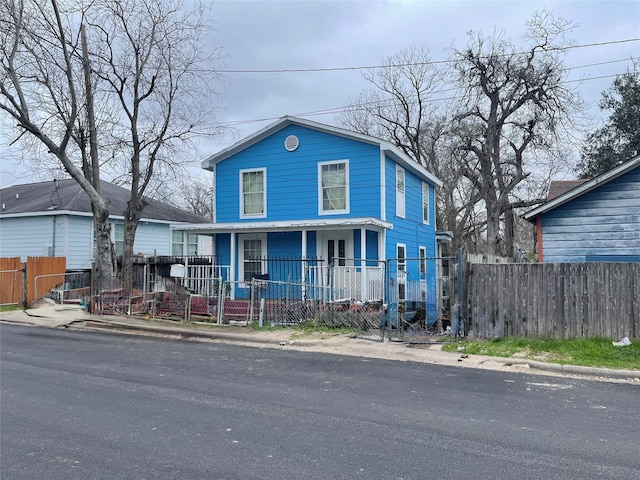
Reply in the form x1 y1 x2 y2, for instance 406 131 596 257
467 262 640 340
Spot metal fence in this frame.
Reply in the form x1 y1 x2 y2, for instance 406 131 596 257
385 256 460 341
214 277 385 338
34 271 91 307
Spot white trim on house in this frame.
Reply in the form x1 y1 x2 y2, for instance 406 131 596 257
396 165 405 218
237 232 268 283
524 155 640 220
422 182 430 225
239 167 267 219
0 209 194 226
379 149 386 222
170 217 393 234
318 159 350 216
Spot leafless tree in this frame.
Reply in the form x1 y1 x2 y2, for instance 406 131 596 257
451 10 583 256
1 0 225 292
338 48 481 252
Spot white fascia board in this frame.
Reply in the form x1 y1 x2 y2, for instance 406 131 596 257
0 210 177 225
382 143 443 187
170 217 393 233
523 155 640 220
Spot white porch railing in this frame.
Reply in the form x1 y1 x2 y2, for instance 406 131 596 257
308 264 385 302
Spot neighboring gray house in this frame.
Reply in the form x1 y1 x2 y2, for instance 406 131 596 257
524 155 640 262
0 179 211 269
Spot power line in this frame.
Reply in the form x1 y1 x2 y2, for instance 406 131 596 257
196 66 638 130
211 38 640 74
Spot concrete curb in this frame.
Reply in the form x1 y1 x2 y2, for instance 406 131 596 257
2 309 638 381
80 320 640 380
490 357 640 380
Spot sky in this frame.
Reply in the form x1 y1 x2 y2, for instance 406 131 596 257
1 0 639 187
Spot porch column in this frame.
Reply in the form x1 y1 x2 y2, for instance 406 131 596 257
361 227 366 301
301 229 307 299
230 232 236 300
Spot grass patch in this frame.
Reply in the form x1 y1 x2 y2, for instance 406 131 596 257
0 304 22 313
442 336 640 371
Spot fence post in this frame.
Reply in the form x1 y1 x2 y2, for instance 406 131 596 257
21 264 27 308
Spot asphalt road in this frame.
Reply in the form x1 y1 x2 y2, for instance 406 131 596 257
1 323 639 480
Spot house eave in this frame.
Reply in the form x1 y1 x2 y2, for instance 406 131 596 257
523 155 640 221
201 116 442 189
170 217 394 234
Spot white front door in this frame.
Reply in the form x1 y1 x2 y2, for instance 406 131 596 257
319 231 351 267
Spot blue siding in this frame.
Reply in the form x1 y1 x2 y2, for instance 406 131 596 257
542 166 640 262
216 124 381 223
384 157 437 260
267 231 302 257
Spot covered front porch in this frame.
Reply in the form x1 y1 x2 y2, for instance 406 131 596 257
172 217 392 302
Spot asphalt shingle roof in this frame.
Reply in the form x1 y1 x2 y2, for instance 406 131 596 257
0 179 210 223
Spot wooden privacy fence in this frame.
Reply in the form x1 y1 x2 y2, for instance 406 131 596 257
0 257 23 305
467 262 640 340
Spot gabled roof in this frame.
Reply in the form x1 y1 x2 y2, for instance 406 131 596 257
201 116 443 187
546 180 589 200
524 155 640 221
0 179 210 223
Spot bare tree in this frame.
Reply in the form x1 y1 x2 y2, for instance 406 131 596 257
451 10 583 256
1 0 224 292
1 0 115 286
155 174 214 220
338 48 481 252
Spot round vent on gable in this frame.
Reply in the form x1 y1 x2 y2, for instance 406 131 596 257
284 135 299 152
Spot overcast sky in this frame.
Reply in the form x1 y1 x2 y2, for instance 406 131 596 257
1 0 639 187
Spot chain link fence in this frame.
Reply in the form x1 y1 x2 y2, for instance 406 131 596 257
34 271 91 308
385 256 458 342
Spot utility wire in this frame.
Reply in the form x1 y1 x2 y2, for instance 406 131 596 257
195 65 638 130
210 38 640 74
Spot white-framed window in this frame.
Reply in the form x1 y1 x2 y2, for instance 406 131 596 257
318 160 349 215
396 165 405 218
238 233 267 283
419 246 427 275
397 243 406 271
397 243 406 301
240 168 266 218
172 232 199 256
422 182 430 224
171 231 184 255
114 223 124 256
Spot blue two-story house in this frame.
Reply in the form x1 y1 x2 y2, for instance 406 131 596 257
175 116 443 321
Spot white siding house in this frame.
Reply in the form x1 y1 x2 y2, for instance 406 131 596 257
0 179 211 269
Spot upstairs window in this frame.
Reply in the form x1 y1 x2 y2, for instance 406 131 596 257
422 182 430 224
396 165 405 218
241 169 266 218
319 160 349 214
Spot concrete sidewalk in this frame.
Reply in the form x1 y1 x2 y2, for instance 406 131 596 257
1 304 638 383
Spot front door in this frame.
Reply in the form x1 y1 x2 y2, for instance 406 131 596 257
318 232 351 289
320 232 351 267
